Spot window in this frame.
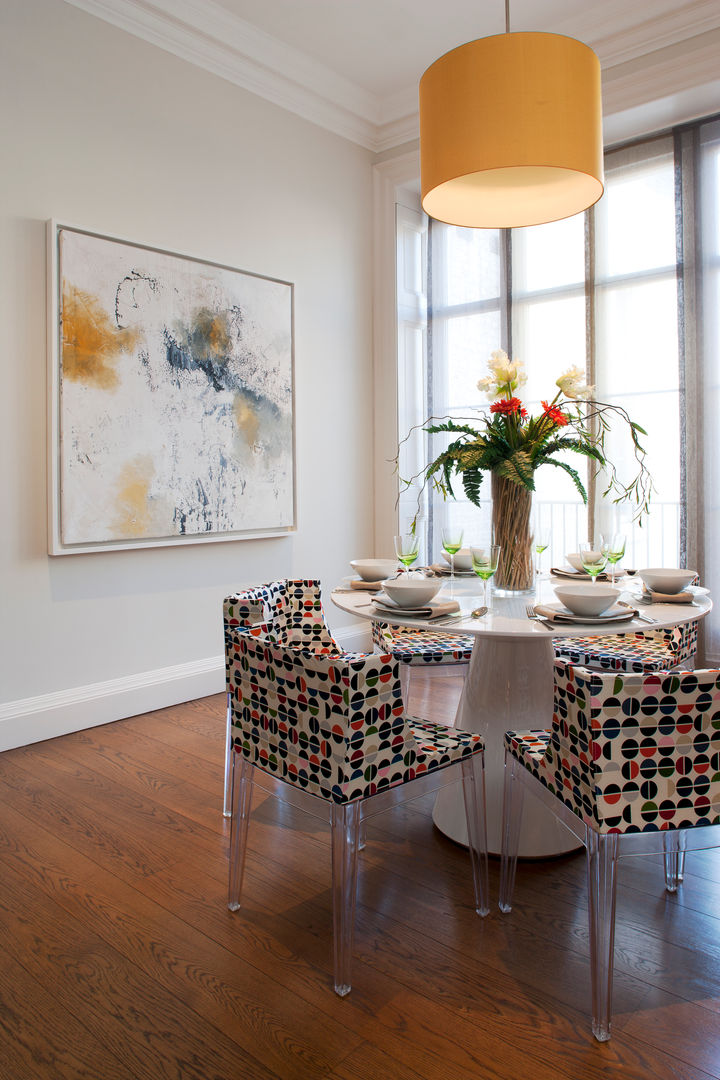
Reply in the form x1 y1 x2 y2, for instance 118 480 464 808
397 114 720 661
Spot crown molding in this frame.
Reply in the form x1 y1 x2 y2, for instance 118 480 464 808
63 0 383 149
602 29 720 122
557 0 720 67
64 0 720 152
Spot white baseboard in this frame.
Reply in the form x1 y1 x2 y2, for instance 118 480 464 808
0 622 371 752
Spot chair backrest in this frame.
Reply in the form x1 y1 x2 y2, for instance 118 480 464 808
224 582 427 803
635 619 699 657
540 661 720 834
224 579 339 649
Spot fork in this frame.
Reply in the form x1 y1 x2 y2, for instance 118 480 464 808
617 600 656 624
526 603 554 628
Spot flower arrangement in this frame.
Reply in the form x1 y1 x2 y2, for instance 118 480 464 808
401 349 652 590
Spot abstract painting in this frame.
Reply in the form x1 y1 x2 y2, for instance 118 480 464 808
48 222 295 553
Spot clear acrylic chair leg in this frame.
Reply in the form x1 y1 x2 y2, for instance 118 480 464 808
399 663 411 704
223 693 233 818
227 753 254 912
664 832 687 892
586 830 619 1042
330 801 361 997
460 755 490 916
499 754 525 913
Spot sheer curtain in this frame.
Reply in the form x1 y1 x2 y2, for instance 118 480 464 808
397 112 720 663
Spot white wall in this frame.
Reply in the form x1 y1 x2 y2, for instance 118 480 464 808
0 0 375 748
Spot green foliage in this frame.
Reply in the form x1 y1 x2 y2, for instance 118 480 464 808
396 383 653 530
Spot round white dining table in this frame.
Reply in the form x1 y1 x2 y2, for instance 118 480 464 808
331 575 712 858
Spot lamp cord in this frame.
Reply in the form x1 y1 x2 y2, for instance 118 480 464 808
505 0 510 33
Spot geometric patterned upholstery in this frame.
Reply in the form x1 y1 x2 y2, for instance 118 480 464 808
500 657 720 1043
371 620 474 666
552 620 699 674
225 580 484 805
505 659 720 834
224 578 340 649
224 579 489 998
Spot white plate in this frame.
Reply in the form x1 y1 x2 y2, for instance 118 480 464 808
537 602 637 625
434 566 476 577
373 592 426 613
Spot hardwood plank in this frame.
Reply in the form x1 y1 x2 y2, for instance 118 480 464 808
0 862 279 1080
2 671 720 1080
0 947 142 1080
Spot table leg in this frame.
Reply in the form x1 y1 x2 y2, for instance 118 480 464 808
432 635 579 857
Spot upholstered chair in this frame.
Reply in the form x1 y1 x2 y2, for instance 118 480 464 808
222 579 340 816
371 621 473 701
224 580 489 996
499 659 720 1041
552 620 699 674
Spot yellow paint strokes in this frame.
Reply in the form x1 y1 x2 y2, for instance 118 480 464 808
233 391 261 448
111 455 156 538
193 308 231 359
62 283 141 389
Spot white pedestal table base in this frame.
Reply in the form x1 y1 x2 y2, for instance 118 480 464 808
432 634 580 858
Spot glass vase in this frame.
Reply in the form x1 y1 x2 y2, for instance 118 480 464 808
491 473 534 594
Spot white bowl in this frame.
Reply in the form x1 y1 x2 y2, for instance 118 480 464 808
638 568 696 594
566 553 589 574
350 558 398 582
441 548 473 571
381 576 442 609
554 584 619 617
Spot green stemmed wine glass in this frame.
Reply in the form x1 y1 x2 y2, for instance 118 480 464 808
394 533 420 574
470 544 501 610
534 526 550 577
579 539 609 583
441 526 464 589
606 532 626 585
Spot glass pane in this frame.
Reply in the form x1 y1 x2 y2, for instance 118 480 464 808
513 214 585 293
434 310 504 411
596 151 675 278
439 226 502 307
512 295 586 405
597 278 679 394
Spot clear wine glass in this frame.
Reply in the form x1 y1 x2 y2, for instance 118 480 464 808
579 539 609 583
394 533 420 575
441 526 464 591
470 544 501 610
606 532 626 585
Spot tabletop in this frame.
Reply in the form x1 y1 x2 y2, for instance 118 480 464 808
331 573 711 641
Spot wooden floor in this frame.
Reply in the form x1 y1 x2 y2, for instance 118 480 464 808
2 673 720 1079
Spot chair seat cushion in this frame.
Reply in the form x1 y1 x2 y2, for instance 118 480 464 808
553 631 693 674
372 622 473 666
408 718 484 768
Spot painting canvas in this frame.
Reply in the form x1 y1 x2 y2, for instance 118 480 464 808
48 223 295 553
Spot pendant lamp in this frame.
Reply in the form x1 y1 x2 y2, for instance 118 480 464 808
419 4 604 228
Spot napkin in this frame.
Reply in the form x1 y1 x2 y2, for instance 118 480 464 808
372 597 461 619
641 587 693 604
349 579 383 591
429 562 475 577
550 567 611 582
533 603 637 625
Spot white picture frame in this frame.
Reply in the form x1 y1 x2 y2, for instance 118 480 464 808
47 221 295 554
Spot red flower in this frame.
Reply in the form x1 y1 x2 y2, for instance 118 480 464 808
541 401 569 426
490 397 525 417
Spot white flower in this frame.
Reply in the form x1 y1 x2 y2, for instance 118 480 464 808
487 349 525 386
488 349 510 371
556 366 594 400
476 375 500 399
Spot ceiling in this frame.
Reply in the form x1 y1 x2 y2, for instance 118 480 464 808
65 0 720 151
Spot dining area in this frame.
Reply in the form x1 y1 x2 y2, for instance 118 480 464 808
223 514 716 1045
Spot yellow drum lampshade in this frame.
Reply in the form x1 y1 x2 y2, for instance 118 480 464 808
420 32 604 228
